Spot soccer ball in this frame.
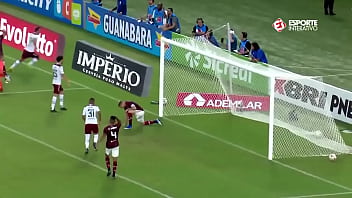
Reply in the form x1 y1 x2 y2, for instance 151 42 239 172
163 98 167 104
328 154 337 161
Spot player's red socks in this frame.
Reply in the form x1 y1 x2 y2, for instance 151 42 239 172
144 120 158 125
3 64 7 76
128 113 133 126
105 155 110 170
113 160 117 174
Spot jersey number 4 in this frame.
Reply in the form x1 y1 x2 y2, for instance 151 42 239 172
111 131 117 139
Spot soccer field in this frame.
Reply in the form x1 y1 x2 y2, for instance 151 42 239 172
1 1 352 198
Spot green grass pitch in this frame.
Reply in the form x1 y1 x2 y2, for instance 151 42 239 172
1 1 352 197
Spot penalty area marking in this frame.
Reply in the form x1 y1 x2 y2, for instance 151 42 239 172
282 191 352 198
0 123 173 198
5 55 352 193
0 87 87 95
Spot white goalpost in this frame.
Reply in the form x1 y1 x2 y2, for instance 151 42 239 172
159 36 351 160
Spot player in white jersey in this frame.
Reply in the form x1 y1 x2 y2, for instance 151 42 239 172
50 56 69 112
9 27 41 72
82 97 101 154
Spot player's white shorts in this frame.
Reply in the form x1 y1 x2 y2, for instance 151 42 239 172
105 147 119 158
135 110 145 123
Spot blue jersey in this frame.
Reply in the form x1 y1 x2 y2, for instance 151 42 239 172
152 9 165 27
167 13 181 33
194 24 207 34
117 0 127 15
251 49 268 63
239 39 251 55
147 5 157 21
230 34 237 51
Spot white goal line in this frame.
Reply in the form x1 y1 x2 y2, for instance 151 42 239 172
282 191 352 198
0 87 88 95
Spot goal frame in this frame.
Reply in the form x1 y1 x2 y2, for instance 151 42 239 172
159 36 277 160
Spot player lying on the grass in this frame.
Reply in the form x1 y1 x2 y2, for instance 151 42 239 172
50 56 69 112
0 29 11 83
82 97 101 154
118 100 162 129
8 26 40 72
99 116 121 178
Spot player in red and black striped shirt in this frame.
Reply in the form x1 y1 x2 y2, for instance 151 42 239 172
118 100 162 129
99 116 121 178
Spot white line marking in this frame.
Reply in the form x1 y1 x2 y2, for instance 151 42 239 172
0 87 87 95
317 73 352 78
0 123 173 198
283 191 352 198
6 56 352 192
280 65 352 72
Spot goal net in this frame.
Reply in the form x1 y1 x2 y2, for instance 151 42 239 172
159 36 351 159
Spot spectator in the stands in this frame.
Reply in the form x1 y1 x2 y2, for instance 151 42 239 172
206 30 220 47
228 29 238 52
151 2 166 28
221 28 237 52
111 0 127 15
238 32 251 56
192 18 209 41
139 0 157 22
250 42 268 64
92 0 102 6
162 8 181 33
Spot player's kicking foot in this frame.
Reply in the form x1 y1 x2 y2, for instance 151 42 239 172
93 143 97 151
60 107 67 111
107 170 111 177
124 125 132 130
156 119 162 126
85 148 89 154
50 109 57 112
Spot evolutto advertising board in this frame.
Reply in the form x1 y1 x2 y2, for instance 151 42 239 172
0 11 65 62
72 40 153 97
1 0 84 28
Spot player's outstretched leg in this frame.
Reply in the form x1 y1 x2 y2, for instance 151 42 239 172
28 58 38 66
112 158 118 178
144 118 162 126
105 155 111 176
8 59 21 72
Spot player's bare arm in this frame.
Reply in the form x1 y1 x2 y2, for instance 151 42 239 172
82 115 86 122
98 131 106 144
62 74 70 87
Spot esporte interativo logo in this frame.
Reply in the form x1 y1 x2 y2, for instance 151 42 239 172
272 18 318 32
